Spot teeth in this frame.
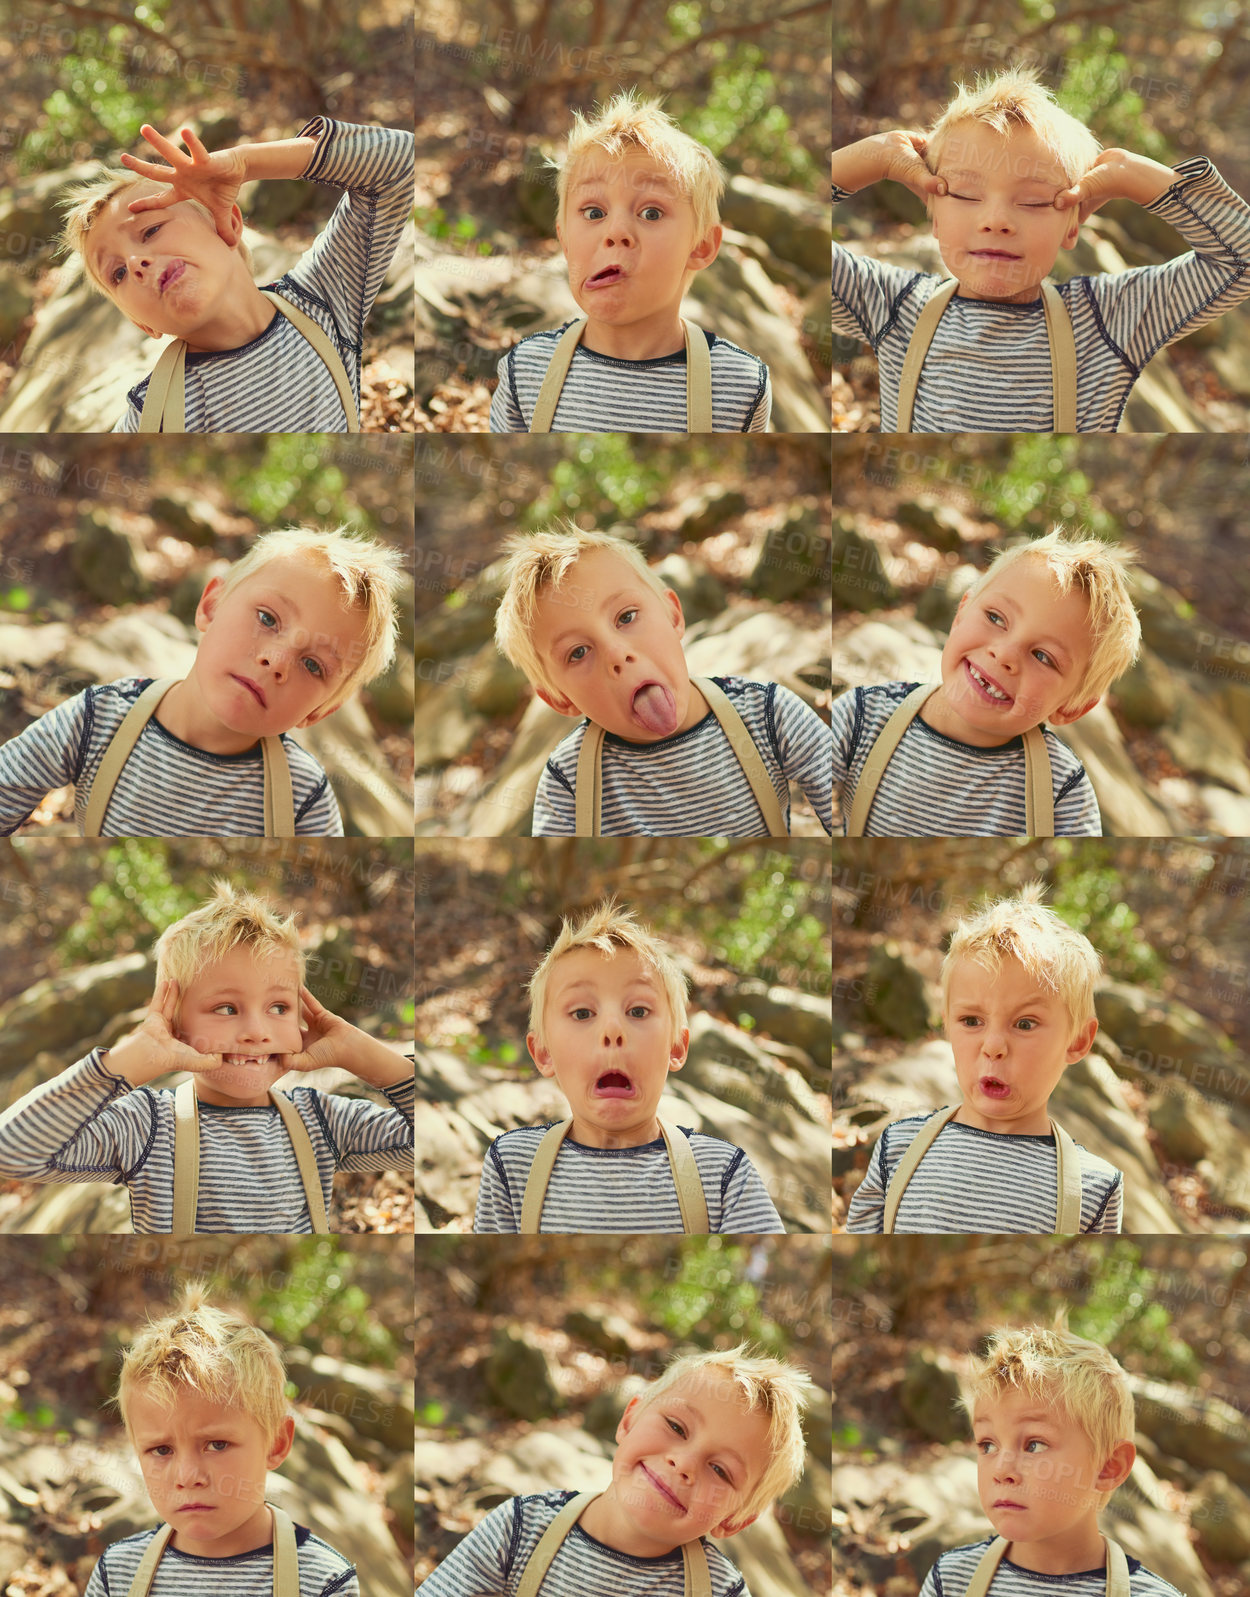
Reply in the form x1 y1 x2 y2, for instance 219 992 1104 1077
969 663 1009 701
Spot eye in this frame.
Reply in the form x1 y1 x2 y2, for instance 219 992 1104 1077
627 1004 650 1019
949 192 976 202
302 656 325 678
1025 1438 1048 1452
984 609 1004 628
1032 648 1056 668
570 1006 593 1021
1015 1017 1039 1031
640 205 664 221
666 1417 686 1437
567 644 589 664
110 263 127 285
207 1439 232 1453
711 1462 731 1482
257 608 278 629
956 1015 982 1028
976 1438 996 1454
580 205 605 220
147 1444 173 1457
270 1001 290 1015
212 1003 239 1016
617 607 638 626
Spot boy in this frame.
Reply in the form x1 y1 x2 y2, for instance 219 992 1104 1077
473 902 785 1233
832 529 1141 836
0 882 414 1233
845 886 1124 1233
421 1342 812 1596
495 525 832 837
490 90 771 433
0 525 405 837
920 1325 1181 1595
87 1284 357 1593
61 117 414 433
831 65 1250 431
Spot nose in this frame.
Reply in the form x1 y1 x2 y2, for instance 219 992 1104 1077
256 640 289 680
994 1450 1021 1484
236 1009 273 1046
666 1442 694 1481
173 1448 209 1490
603 213 636 248
981 1026 1008 1060
606 634 636 675
601 1015 624 1048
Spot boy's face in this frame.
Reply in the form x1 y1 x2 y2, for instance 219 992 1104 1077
608 1373 768 1553
127 1384 294 1558
557 151 721 344
532 548 703 742
189 555 368 743
946 954 1097 1137
527 947 688 1149
931 558 1098 748
176 946 303 1106
973 1387 1132 1564
930 120 1080 303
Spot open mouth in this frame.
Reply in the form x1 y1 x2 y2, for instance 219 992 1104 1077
979 1076 1011 1099
231 673 267 709
222 1054 275 1065
594 1069 636 1099
631 681 677 735
585 264 625 288
158 260 185 293
964 659 1012 704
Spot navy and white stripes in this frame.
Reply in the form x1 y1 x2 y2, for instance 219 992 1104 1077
0 678 342 837
0 1051 415 1234
473 1123 786 1234
845 1111 1123 1234
920 1538 1183 1597
833 157 1250 431
534 678 833 837
85 1521 357 1596
490 321 771 432
115 119 415 433
831 682 1101 837
419 1491 748 1597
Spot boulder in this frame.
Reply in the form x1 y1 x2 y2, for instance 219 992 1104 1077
1112 647 1179 729
864 942 933 1040
1049 704 1180 837
831 517 898 610
747 506 831 603
914 563 978 632
0 263 35 346
148 491 224 547
721 175 830 278
652 554 727 623
1148 1081 1220 1166
1157 680 1250 796
562 1307 639 1360
897 499 965 553
1130 1377 1250 1492
832 618 941 691
899 1349 964 1441
1190 1471 1250 1563
71 509 150 606
485 1327 563 1421
0 953 153 1097
1096 982 1250 1105
729 980 833 1064
283 1349 413 1451
672 485 748 540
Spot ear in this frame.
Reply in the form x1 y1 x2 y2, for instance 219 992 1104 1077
527 1032 557 1078
668 1025 690 1073
664 586 686 641
712 1509 759 1538
1065 1016 1098 1066
266 1415 296 1471
535 683 581 718
220 202 244 248
687 224 722 273
1059 209 1081 251
615 1395 644 1444
1096 1439 1135 1494
194 575 226 635
1048 696 1099 726
296 699 340 729
556 217 565 251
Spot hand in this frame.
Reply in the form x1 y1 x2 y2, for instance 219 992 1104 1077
1053 147 1175 222
120 124 249 242
280 986 355 1075
879 130 948 203
108 980 223 1085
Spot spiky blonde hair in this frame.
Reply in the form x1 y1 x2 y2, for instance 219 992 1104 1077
636 1343 815 1526
116 1281 288 1443
557 89 726 241
926 65 1102 189
940 882 1102 1036
528 899 688 1049
962 528 1141 712
217 526 405 711
154 881 304 1025
494 522 672 696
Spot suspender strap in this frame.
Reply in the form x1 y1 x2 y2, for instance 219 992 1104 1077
572 677 788 837
261 734 297 837
520 1118 708 1234
83 678 181 836
896 279 958 431
136 290 360 433
845 684 1055 837
515 1492 710 1597
964 1535 1129 1597
528 318 714 433
125 1506 298 1597
172 1079 328 1235
882 1104 958 1234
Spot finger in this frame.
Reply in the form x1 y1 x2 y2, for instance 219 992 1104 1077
139 124 188 164
299 984 327 1017
126 189 181 214
181 127 211 162
1053 184 1083 211
159 979 181 1024
120 152 177 181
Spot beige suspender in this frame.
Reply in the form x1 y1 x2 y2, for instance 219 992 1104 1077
519 1118 709 1234
963 1534 1130 1597
844 683 1054 837
125 1504 299 1597
138 289 361 433
515 1491 712 1597
896 278 1076 432
528 317 714 433
172 1078 329 1234
882 1105 1084 1234
573 676 788 837
82 677 295 838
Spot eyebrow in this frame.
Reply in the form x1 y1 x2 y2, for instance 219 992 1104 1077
569 174 681 196
942 165 1059 185
198 982 297 1000
556 975 661 998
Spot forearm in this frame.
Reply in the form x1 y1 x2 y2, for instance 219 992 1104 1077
102 1031 170 1088
1118 150 1180 207
237 135 318 185
346 1030 412 1090
831 135 891 196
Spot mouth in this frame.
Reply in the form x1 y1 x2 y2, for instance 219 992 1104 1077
964 659 1013 705
585 264 625 289
593 1069 636 1099
158 260 186 294
230 673 267 709
222 1054 276 1066
177 1503 217 1513
640 1463 684 1511
631 680 678 736
993 1499 1027 1510
969 250 1022 261
978 1075 1012 1099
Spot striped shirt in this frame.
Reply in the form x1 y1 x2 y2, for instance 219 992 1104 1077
921 1538 1183 1597
490 321 771 432
832 157 1250 431
473 1123 785 1234
86 1521 356 1597
419 1491 750 1597
0 1051 415 1234
114 119 414 433
845 1111 1123 1234
832 682 1100 837
534 678 833 837
0 678 341 837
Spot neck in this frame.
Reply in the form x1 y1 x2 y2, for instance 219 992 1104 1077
171 1500 274 1559
156 676 261 755
578 1486 682 1560
579 307 686 361
569 1113 662 1149
182 278 275 353
953 281 1044 305
1002 1523 1107 1577
919 685 1020 749
952 1102 1054 1136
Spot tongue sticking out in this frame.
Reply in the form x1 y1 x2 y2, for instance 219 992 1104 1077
632 683 677 735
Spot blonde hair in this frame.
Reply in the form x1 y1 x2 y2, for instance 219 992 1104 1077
155 880 304 1024
528 900 688 1049
926 65 1102 188
494 522 672 696
218 526 405 710
557 89 725 241
116 1281 288 1444
941 881 1102 1036
963 528 1141 711
963 1325 1134 1496
636 1343 814 1525
60 169 255 294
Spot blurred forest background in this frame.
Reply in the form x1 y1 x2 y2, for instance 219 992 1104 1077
830 433 1250 837
832 838 1250 1234
413 434 831 834
0 0 415 430
415 0 830 429
831 1235 1250 1597
414 837 831 1232
416 1234 832 1596
0 434 415 836
0 1235 413 1597
0 836 415 1232
833 0 1250 430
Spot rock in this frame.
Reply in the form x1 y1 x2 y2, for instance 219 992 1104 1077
148 492 223 547
1148 1081 1219 1166
652 554 727 623
1191 1471 1250 1562
914 563 978 632
384 1451 416 1525
832 618 940 691
72 509 150 605
1200 785 1250 835
721 175 830 277
368 651 415 727
673 485 748 540
485 1327 562 1421
864 942 933 1040
563 1307 638 1359
684 1013 829 1135
464 640 527 718
198 112 244 150
897 499 965 553
1130 1376 1250 1492
747 506 831 603
1059 703 1180 836
62 609 198 689
831 517 898 610
1111 646 1179 728
1096 982 1250 1105
1158 681 1250 795
729 980 833 1063
583 1378 647 1441
463 697 570 836
0 163 101 265
298 695 414 836
414 684 481 771
1129 570 1250 686
0 953 152 1100
283 1350 412 1451
899 1349 964 1441
414 597 499 664
239 176 318 230
0 264 35 346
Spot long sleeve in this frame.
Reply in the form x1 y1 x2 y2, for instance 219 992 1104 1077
843 1136 887 1234
773 686 833 834
314 1072 414 1173
0 1051 148 1185
0 692 88 835
720 1153 786 1234
472 1144 515 1234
